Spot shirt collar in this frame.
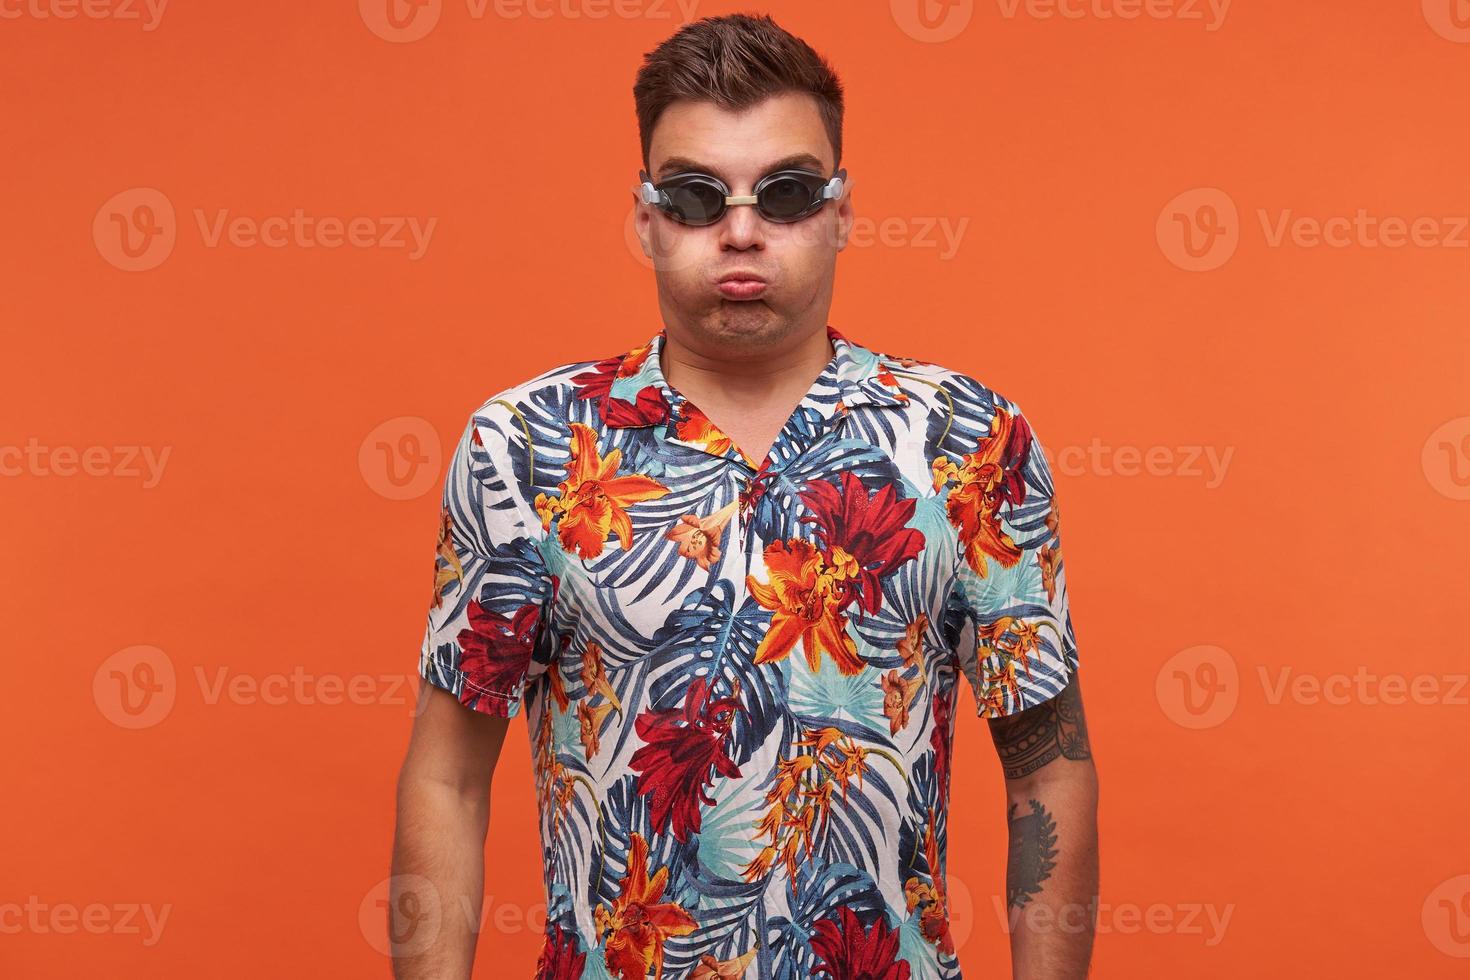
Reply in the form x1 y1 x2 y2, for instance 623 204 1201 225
600 325 909 433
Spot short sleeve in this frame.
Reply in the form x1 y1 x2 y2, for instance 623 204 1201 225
419 409 555 719
943 399 1079 718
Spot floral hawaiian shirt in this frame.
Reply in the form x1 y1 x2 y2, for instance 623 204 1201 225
419 325 1080 980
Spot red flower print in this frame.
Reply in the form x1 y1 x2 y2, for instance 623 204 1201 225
929 689 951 801
571 352 670 427
456 599 542 702
809 904 911 980
533 922 586 980
798 470 925 617
628 676 743 843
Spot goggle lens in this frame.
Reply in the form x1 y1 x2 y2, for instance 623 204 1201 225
664 180 726 225
758 174 818 220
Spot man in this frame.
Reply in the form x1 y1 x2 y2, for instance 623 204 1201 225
392 13 1097 980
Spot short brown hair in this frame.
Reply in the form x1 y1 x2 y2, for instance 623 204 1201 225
632 12 845 173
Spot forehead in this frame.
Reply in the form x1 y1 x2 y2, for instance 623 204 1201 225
648 91 833 180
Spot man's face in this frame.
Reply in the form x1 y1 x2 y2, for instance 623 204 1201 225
633 92 854 355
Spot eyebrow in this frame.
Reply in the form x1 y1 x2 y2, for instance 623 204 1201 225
654 152 828 181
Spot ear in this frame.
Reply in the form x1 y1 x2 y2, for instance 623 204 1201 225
834 180 856 252
631 192 653 258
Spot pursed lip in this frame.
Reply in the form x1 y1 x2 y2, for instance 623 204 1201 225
716 270 769 284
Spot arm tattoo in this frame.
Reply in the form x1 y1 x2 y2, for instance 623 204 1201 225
1006 799 1058 909
988 675 1090 779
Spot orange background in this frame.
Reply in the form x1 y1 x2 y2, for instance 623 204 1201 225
4 0 1469 976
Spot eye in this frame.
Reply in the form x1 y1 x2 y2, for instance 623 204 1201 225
760 175 814 217
660 174 726 224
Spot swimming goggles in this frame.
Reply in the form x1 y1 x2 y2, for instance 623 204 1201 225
638 166 848 226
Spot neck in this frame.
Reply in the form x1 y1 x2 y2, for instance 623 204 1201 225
659 324 835 404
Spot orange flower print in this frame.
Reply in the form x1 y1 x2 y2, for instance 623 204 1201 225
977 616 1041 679
430 505 463 610
977 679 1010 718
534 422 670 560
881 669 923 734
897 613 929 672
593 832 697 980
746 538 865 675
933 406 1033 577
982 660 1020 711
743 726 906 893
903 807 955 956
1038 542 1060 604
578 700 615 758
875 363 909 403
690 947 757 979
548 659 570 712
666 500 740 571
675 402 737 458
619 341 652 377
580 641 622 713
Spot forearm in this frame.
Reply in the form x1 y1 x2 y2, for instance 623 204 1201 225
389 775 491 980
1003 761 1099 979
988 674 1099 979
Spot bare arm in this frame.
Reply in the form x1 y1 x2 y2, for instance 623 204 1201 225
390 682 510 980
988 673 1099 979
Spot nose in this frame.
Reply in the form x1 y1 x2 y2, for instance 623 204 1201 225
717 197 766 251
